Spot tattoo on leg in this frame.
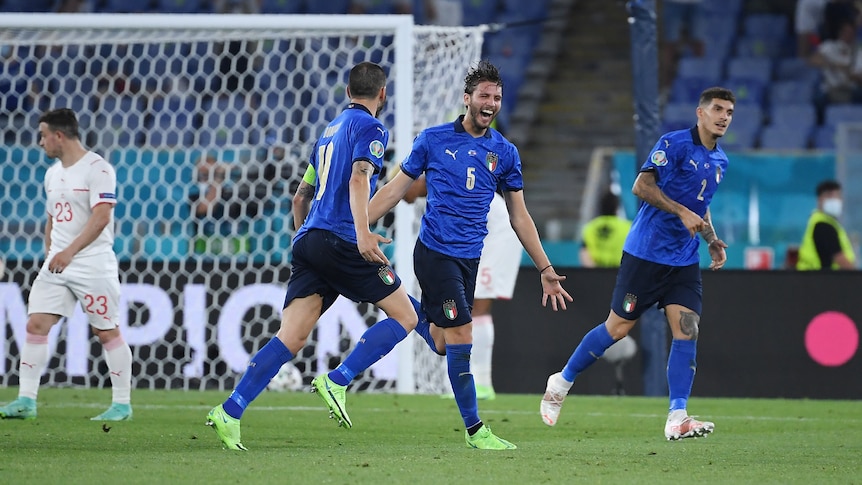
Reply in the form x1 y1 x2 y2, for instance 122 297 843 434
679 311 699 340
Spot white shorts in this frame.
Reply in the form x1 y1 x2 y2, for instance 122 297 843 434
28 270 121 330
475 194 522 300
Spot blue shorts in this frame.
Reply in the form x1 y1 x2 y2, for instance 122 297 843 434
413 239 478 328
610 251 702 320
283 229 402 312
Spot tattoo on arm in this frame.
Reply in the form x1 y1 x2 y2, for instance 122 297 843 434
296 184 314 200
679 311 700 340
700 210 716 243
637 173 681 216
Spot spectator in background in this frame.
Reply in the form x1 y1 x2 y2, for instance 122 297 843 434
810 17 862 105
660 0 706 90
795 0 829 58
190 154 250 256
579 190 668 397
797 180 858 270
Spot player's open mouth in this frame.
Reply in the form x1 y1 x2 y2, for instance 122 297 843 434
480 109 495 121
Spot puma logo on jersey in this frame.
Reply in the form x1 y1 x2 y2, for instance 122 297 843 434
689 159 698 169
445 149 458 160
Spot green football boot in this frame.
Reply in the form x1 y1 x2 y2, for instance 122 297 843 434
206 404 248 451
0 397 37 420
311 374 352 429
465 425 517 450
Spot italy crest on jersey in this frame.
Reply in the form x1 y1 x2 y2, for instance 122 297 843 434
443 299 458 320
377 266 395 285
623 293 637 313
486 152 498 172
716 166 722 183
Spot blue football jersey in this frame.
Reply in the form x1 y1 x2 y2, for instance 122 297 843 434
401 116 524 259
295 104 389 244
624 127 729 266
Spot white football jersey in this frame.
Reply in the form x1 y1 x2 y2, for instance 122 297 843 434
43 151 118 278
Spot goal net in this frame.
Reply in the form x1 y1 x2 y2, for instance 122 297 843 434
0 14 485 394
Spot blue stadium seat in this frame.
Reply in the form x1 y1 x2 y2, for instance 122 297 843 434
759 124 812 150
0 0 55 11
812 125 836 149
719 128 758 151
461 0 504 26
306 0 349 14
769 79 817 105
769 104 816 130
743 14 790 39
96 0 152 12
503 0 548 20
701 0 742 15
824 104 862 127
676 57 723 82
775 57 821 84
727 57 773 84
723 78 767 106
155 0 212 13
662 102 694 131
260 0 305 13
734 35 789 58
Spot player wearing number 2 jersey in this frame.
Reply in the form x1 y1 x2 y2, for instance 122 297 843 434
366 60 572 450
541 87 735 441
0 108 133 422
207 62 425 451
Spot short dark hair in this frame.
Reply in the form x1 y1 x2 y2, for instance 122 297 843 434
698 87 736 106
348 62 387 99
816 180 841 196
599 191 620 216
464 59 503 94
39 108 80 139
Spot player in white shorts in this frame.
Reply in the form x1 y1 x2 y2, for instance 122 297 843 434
0 108 133 422
405 181 522 400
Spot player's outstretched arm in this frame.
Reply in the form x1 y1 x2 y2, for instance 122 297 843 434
351 160 392 265
368 169 415 224
632 171 704 237
504 190 573 311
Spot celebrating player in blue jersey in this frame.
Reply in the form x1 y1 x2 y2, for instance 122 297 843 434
366 60 572 450
206 62 424 451
541 87 735 441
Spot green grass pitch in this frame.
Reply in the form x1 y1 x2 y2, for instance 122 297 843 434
1 388 859 484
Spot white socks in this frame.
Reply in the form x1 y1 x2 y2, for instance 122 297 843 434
18 333 50 400
471 315 495 388
103 336 133 404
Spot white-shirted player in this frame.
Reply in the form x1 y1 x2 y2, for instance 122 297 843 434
404 178 522 400
0 109 133 421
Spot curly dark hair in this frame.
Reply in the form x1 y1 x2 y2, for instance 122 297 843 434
464 59 503 94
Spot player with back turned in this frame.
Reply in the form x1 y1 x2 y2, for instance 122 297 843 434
541 87 735 440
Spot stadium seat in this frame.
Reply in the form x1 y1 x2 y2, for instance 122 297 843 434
306 0 349 14
96 0 152 13
0 0 55 11
734 35 789 58
723 78 767 107
662 102 694 131
719 128 758 151
154 0 212 13
502 0 548 20
727 57 773 84
768 79 817 105
260 0 306 13
743 14 790 39
775 58 821 84
823 104 862 127
759 124 812 150
676 57 723 83
812 125 836 149
461 0 504 26
768 104 816 130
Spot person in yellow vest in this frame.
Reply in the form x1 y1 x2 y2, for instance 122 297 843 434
797 180 857 270
579 191 632 267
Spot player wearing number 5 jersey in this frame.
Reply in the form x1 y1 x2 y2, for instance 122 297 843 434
0 108 133 422
367 60 572 450
207 62 425 451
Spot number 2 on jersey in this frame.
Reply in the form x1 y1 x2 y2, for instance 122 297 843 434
697 179 707 201
316 141 334 200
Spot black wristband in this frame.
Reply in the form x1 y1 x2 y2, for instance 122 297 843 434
540 264 553 274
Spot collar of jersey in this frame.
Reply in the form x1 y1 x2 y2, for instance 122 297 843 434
346 103 373 116
454 115 492 138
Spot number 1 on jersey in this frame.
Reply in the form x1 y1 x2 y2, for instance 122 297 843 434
316 141 334 200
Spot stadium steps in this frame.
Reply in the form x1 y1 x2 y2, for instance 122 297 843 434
514 0 634 240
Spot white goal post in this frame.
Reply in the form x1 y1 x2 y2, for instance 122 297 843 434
0 13 485 394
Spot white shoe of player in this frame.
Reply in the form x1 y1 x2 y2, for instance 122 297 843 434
540 372 570 426
664 410 715 440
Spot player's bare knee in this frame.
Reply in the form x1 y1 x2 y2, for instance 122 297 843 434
678 311 700 340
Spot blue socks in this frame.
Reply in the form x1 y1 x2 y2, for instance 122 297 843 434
446 343 480 429
410 295 441 355
561 322 616 382
328 318 408 386
667 339 697 411
224 336 294 419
